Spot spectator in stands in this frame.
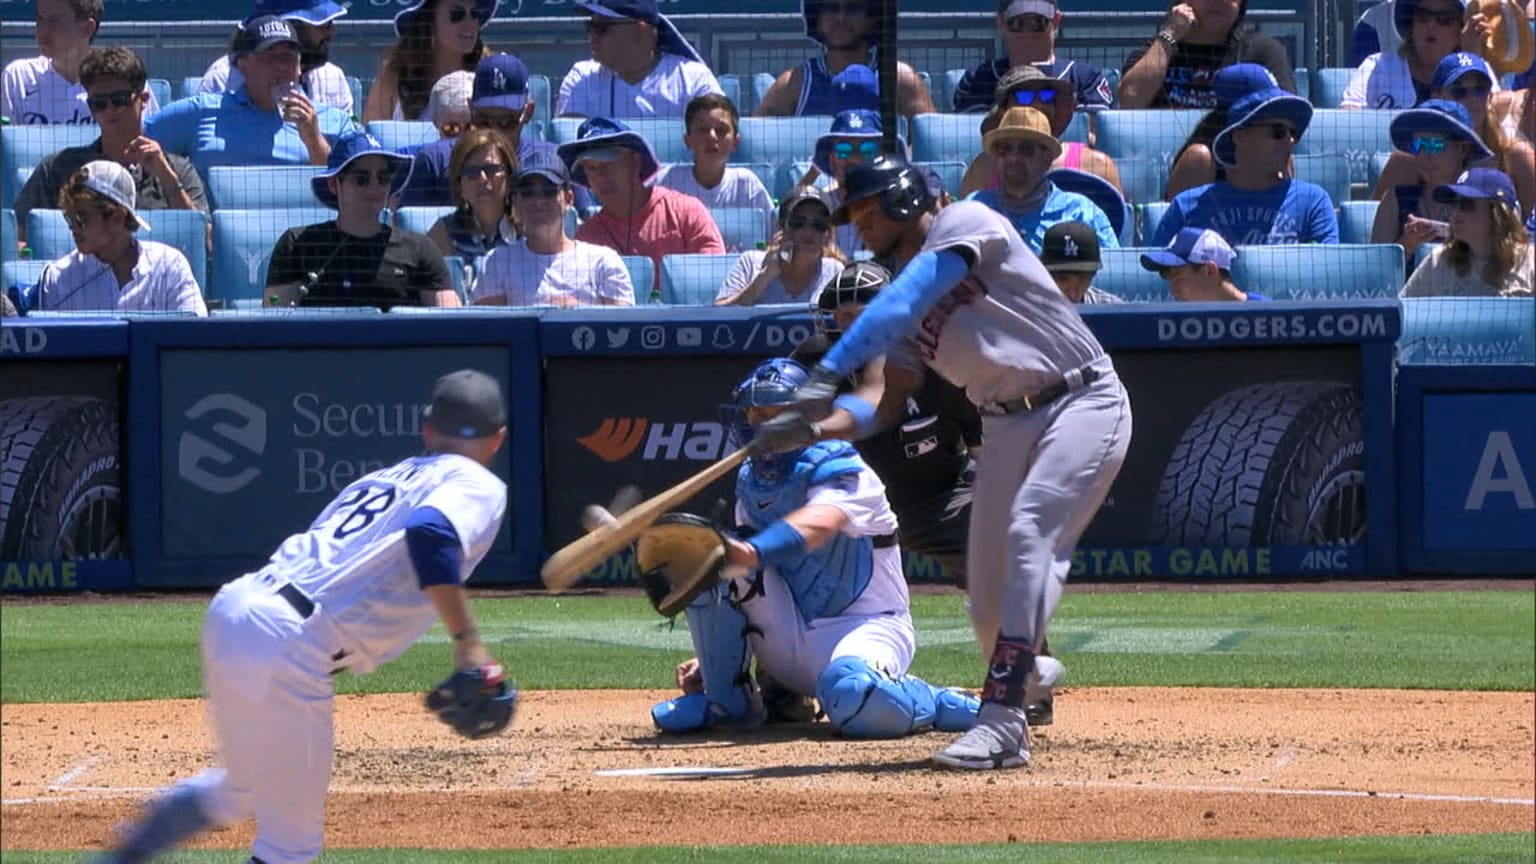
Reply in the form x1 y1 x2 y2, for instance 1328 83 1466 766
1039 220 1122 303
35 161 206 315
364 0 494 122
1164 62 1281 200
557 0 723 119
716 186 845 306
1352 0 1404 65
147 17 357 177
806 108 948 253
1372 99 1492 261
756 0 934 117
427 71 474 141
1 294 15 318
1118 0 1295 109
1343 0 1490 108
197 0 353 115
426 128 517 290
1154 85 1339 245
1403 166 1534 295
266 131 456 309
475 151 635 306
397 54 560 207
953 0 1115 114
2 0 161 124
959 67 1123 199
1141 226 1268 300
15 47 206 246
970 106 1119 254
560 117 724 296
656 94 776 239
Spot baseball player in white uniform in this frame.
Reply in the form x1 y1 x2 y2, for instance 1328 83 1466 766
97 370 515 864
755 154 1132 770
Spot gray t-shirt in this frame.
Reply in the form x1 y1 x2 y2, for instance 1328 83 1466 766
15 139 207 229
715 249 843 305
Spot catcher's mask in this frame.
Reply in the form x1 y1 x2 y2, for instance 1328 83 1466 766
812 260 892 341
722 357 813 484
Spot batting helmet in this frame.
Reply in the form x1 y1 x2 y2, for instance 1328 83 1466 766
831 154 935 226
722 358 813 483
813 261 892 340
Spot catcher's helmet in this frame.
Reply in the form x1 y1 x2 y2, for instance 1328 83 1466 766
723 358 813 483
813 260 892 340
831 154 935 226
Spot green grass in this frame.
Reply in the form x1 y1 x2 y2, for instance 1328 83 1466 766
2 590 1532 703
0 834 1531 863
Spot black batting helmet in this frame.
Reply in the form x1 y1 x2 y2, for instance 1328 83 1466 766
831 154 935 226
812 260 892 340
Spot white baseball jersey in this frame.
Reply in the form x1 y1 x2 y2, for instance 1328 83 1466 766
557 55 723 119
260 453 506 674
38 240 207 315
894 200 1107 408
197 55 354 115
1 56 161 125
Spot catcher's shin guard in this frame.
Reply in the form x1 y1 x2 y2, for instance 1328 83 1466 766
816 656 947 739
652 583 762 732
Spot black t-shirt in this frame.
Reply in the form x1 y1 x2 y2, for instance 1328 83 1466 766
267 221 452 310
1121 30 1296 109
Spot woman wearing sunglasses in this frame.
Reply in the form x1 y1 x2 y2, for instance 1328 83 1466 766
427 128 518 291
364 0 496 122
716 186 846 306
1343 0 1492 109
1372 100 1493 261
1402 166 1533 296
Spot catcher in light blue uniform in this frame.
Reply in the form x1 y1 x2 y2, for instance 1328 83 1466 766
651 358 979 738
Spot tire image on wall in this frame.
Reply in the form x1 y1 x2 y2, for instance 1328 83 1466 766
0 396 122 560
1149 382 1366 547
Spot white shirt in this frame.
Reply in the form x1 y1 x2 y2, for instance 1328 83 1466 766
38 239 207 315
655 164 775 231
475 238 635 306
198 55 354 115
2 56 161 125
715 249 843 305
557 54 722 119
1401 243 1535 297
1343 50 1503 109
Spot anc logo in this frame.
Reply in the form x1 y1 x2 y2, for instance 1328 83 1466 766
577 417 649 461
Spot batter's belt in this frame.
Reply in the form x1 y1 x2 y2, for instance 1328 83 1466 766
986 365 1102 415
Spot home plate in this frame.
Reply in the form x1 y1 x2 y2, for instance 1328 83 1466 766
594 767 752 778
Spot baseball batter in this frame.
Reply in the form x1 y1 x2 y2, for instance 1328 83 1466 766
97 370 516 864
756 154 1132 770
650 358 979 739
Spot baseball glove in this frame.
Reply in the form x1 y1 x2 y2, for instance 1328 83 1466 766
634 513 727 618
425 661 518 739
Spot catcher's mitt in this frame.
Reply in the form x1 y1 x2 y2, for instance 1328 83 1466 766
425 661 518 739
634 513 727 617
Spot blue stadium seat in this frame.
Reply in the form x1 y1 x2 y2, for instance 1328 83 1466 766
1062 112 1089 144
1399 298 1536 364
210 207 332 302
1296 109 1399 185
1413 241 1440 270
917 160 967 201
713 207 771 254
622 255 655 303
26 208 209 289
527 74 552 125
396 205 454 237
910 113 982 164
219 303 384 316
1 125 98 209
1114 156 1167 206
365 121 438 152
207 165 325 210
660 253 735 305
735 116 837 167
148 78 172 109
939 69 965 113
1293 67 1310 101
1094 110 1204 163
3 260 47 312
717 75 743 112
1292 152 1351 206
550 116 692 164
178 77 201 99
1310 68 1355 110
1338 200 1380 245
347 77 365 116
442 254 467 302
749 73 775 114
1368 151 1394 192
732 162 779 200
1229 243 1404 299
2 209 15 263
1093 248 1171 302
1137 201 1171 245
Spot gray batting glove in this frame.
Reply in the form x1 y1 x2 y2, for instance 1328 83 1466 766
751 412 821 454
792 366 842 421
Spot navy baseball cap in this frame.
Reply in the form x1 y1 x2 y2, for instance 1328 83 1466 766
1140 227 1237 271
579 0 659 21
1039 221 1102 273
425 370 507 439
233 16 301 56
473 54 529 111
516 149 571 186
1432 167 1521 208
1432 51 1496 90
243 0 347 27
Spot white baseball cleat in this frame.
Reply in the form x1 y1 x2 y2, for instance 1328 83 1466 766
932 702 1030 770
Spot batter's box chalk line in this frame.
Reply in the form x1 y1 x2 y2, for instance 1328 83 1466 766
594 767 754 778
1019 777 1534 807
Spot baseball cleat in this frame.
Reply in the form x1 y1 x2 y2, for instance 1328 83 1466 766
1024 655 1065 727
932 703 1030 770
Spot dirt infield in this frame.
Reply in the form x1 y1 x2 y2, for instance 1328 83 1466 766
3 687 1532 853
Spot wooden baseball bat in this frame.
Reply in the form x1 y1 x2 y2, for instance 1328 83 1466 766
539 446 751 591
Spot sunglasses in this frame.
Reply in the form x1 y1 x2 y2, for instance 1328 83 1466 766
1011 87 1056 106
1450 198 1485 213
991 140 1049 158
1006 13 1051 33
86 89 138 111
585 18 638 35
785 216 831 232
1410 135 1450 155
514 183 562 199
1250 122 1299 141
833 140 880 160
821 2 867 18
460 163 506 180
1413 8 1462 25
1449 84 1491 100
344 170 396 188
446 4 490 25
471 112 521 131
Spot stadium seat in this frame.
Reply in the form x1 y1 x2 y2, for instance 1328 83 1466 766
2 209 15 263
622 255 655 303
3 260 47 312
660 253 735 305
1 125 98 209
1114 157 1167 206
730 161 778 200
527 74 552 124
1399 297 1536 364
147 78 172 109
1296 108 1399 185
777 161 836 198
749 73 775 114
347 77 366 116
718 75 743 112
551 116 692 164
1229 243 1404 299
1061 111 1089 144
910 113 982 164
442 254 467 302
1093 248 1171 303
217 303 384 316
1292 152 1351 206
1368 151 1394 192
735 116 837 167
1310 68 1355 110
1094 109 1204 163
1137 202 1171 245
713 207 772 254
1293 67 1310 101
178 76 201 99
939 69 965 113
210 207 332 302
207 165 325 210
1338 200 1380 245
26 208 209 289
1413 242 1440 270
396 205 453 237
366 120 438 152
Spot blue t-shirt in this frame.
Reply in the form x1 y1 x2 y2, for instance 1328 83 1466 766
1246 292 1272 301
952 57 1114 114
145 88 357 180
1155 179 1339 247
968 183 1119 255
397 136 591 210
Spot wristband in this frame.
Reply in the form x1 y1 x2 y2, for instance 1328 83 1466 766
747 519 808 568
1156 29 1178 50
833 393 880 439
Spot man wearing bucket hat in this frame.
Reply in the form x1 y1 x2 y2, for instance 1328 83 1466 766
35 161 206 315
195 0 353 115
147 16 357 178
1371 99 1494 258
265 130 456 309
1155 85 1339 246
562 117 724 296
953 0 1115 114
557 0 723 120
1403 166 1535 295
1140 226 1269 301
1119 0 1295 109
756 0 935 117
1342 0 1496 109
809 108 946 255
971 106 1119 254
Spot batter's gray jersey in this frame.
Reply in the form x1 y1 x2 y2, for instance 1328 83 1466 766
893 201 1108 409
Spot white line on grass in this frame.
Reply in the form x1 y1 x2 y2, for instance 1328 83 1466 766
1023 777 1534 806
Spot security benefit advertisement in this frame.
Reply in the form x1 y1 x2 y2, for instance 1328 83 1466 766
1080 346 1368 578
158 348 514 571
0 360 124 591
